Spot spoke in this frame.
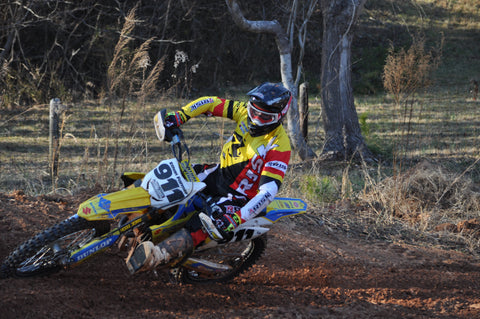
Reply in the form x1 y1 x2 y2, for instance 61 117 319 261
20 247 51 267
63 229 95 250
18 229 96 269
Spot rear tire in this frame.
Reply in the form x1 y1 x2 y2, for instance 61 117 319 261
176 235 267 284
1 216 110 278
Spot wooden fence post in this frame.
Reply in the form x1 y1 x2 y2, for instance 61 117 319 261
299 82 309 142
49 98 65 182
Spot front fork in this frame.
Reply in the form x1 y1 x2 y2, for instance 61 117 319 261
117 194 205 257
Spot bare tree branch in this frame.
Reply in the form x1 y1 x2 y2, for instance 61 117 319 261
295 0 318 88
226 0 280 33
225 0 316 160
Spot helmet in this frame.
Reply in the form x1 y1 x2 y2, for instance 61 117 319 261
246 82 292 136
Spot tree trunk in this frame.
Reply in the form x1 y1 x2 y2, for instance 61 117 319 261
280 50 315 160
299 82 309 141
320 0 372 161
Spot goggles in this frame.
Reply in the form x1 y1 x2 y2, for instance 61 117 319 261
247 102 280 126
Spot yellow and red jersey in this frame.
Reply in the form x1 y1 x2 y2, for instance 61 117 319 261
177 96 291 200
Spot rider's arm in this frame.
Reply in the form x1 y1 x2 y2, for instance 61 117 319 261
239 147 291 221
215 180 279 232
171 97 243 124
239 180 278 221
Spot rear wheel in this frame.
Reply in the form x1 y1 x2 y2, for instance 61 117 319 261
1 216 110 278
176 235 267 284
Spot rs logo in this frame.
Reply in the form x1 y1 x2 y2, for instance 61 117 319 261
235 154 263 195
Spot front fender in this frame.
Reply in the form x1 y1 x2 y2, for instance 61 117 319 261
77 187 151 220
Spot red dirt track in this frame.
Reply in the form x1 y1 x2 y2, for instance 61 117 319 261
1 190 480 318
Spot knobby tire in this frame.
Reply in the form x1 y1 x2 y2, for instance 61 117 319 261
176 234 267 284
0 216 110 279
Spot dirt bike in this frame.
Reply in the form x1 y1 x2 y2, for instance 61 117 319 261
0 110 307 283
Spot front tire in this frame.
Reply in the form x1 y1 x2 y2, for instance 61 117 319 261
1 216 110 278
176 235 267 284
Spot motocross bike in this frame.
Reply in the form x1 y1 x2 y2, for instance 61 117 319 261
0 110 307 283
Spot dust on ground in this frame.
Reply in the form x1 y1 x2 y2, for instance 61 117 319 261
1 190 479 318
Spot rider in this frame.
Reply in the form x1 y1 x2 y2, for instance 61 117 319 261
126 82 292 274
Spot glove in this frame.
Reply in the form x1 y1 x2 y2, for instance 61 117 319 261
163 126 183 143
215 211 242 233
164 112 184 128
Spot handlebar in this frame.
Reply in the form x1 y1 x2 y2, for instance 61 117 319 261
153 109 190 163
154 109 226 241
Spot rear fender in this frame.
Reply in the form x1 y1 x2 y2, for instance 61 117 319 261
199 197 307 245
233 197 307 229
252 197 308 226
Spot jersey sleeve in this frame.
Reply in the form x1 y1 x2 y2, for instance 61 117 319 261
241 145 289 221
177 96 245 123
259 136 291 189
239 180 278 221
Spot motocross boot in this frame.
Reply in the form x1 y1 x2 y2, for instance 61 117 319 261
126 228 193 274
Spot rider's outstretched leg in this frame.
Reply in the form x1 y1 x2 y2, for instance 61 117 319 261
126 228 193 274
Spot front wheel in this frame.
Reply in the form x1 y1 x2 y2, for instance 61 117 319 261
1 216 110 278
175 235 267 284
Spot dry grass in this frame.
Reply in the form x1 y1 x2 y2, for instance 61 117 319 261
291 159 480 256
1 0 480 256
362 160 480 226
1 88 480 255
383 36 441 104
